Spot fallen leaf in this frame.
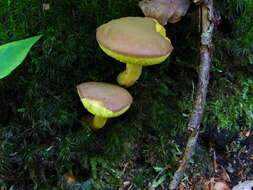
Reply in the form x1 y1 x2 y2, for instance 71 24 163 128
245 131 251 137
63 173 78 185
179 184 185 190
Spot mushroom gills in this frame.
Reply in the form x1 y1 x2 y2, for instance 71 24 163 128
99 44 170 87
81 98 131 118
81 98 131 129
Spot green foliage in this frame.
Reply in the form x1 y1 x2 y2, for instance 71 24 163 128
205 78 253 131
215 0 253 64
0 35 41 79
208 0 253 132
0 0 252 189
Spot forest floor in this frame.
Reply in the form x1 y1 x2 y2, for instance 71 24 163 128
182 129 253 189
1 1 252 189
117 129 253 190
4 129 253 190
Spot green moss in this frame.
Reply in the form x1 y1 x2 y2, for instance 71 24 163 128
204 77 253 131
0 0 252 189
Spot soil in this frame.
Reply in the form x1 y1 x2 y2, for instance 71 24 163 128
119 128 253 190
182 128 253 189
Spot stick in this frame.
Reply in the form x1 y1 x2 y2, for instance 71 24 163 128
169 0 214 189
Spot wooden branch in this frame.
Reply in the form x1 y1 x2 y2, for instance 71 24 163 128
169 0 214 189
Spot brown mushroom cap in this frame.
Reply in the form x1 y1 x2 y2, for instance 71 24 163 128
77 82 133 112
96 17 173 58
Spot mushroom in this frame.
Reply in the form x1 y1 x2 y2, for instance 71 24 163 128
232 181 253 190
139 0 190 25
76 82 133 129
214 181 231 190
96 17 173 87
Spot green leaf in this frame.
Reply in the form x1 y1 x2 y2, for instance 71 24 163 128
0 35 42 79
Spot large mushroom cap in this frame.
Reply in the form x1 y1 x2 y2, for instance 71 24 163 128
77 82 133 116
96 17 173 59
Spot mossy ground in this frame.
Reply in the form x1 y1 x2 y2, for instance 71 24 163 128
0 0 252 189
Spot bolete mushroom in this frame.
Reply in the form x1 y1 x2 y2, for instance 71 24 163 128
139 0 190 25
77 82 133 129
96 17 173 87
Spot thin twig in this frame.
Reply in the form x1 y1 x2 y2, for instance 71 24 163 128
169 0 214 189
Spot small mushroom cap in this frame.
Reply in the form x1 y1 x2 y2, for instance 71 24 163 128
232 181 253 190
77 82 133 115
96 17 173 59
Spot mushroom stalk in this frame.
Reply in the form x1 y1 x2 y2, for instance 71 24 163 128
92 115 108 129
117 63 142 87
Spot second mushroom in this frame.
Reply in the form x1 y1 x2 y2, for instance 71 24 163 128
77 82 133 129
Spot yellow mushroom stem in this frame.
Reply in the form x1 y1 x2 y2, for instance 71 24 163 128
117 63 143 87
92 115 108 129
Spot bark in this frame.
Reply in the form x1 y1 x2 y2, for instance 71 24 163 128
169 0 214 189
